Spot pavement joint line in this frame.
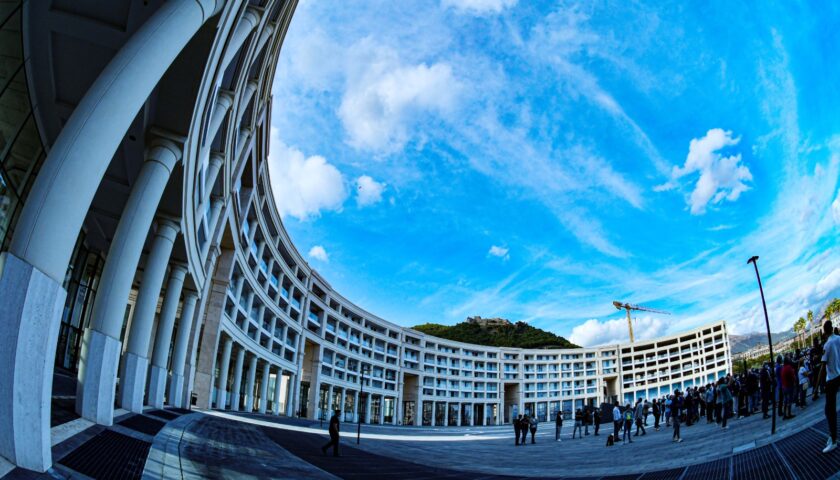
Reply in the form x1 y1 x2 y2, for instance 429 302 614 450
204 409 511 441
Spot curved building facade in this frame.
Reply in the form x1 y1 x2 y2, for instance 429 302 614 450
0 0 731 472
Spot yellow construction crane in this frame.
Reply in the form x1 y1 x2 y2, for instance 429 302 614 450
612 301 671 343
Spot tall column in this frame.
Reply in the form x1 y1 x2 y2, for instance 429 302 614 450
183 247 221 409
200 196 224 259
216 337 233 409
415 379 423 426
286 372 297 417
148 265 187 408
0 3 222 467
259 362 271 414
364 394 372 424
221 8 260 71
244 355 258 411
77 139 182 425
119 219 180 413
272 370 283 415
168 292 198 408
230 347 246 411
339 389 347 422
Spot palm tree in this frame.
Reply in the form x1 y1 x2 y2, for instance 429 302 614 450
807 310 814 345
794 317 806 349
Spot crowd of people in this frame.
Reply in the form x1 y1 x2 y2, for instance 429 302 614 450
510 320 840 453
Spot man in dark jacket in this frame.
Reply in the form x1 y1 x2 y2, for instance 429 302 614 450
514 414 522 446
555 410 563 441
593 408 601 435
321 410 341 457
520 415 530 445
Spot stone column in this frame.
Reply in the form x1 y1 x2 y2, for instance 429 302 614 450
230 347 245 411
286 372 297 417
272 370 283 415
216 337 233 409
201 196 224 259
204 153 225 194
0 3 221 467
379 396 386 425
259 362 271 414
415 380 423 426
148 265 187 408
365 394 372 424
77 139 182 425
168 292 198 408
221 7 260 70
119 219 180 413
244 355 258 411
339 389 347 422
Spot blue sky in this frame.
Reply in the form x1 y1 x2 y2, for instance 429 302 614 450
268 0 840 346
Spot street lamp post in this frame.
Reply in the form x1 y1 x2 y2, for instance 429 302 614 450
357 366 368 444
747 255 776 435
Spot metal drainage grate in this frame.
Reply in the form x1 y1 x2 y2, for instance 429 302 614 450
775 427 840 480
639 467 685 480
118 414 166 436
146 409 179 421
731 444 793 480
59 429 150 480
681 457 728 480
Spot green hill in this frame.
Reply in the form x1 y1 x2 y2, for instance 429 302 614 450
412 316 579 349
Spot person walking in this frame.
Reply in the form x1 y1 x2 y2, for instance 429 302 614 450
671 392 683 443
529 414 538 444
760 364 772 419
520 415 530 446
572 408 583 439
612 402 622 441
652 399 661 431
593 407 601 435
799 360 810 408
634 399 646 436
718 378 732 430
665 395 672 427
321 410 341 457
583 407 591 436
643 400 650 426
819 320 840 453
514 414 522 446
555 409 563 441
622 403 634 444
781 357 797 420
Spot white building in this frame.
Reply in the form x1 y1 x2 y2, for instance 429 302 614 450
0 0 730 472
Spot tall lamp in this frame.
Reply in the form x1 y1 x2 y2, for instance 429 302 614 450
747 255 776 435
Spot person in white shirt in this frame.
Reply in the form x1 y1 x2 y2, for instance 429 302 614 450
798 361 810 407
612 402 622 442
820 320 840 453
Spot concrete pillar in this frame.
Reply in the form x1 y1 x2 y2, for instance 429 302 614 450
444 402 449 426
259 362 271 414
119 219 180 412
245 355 258 411
168 292 198 408
204 153 224 194
326 385 334 416
221 7 260 70
201 196 224 259
216 337 233 409
77 139 182 425
182 247 221 409
339 389 347 422
364 394 372 424
286 373 297 417
379 396 386 425
148 265 187 408
0 3 221 466
272 370 283 415
230 348 245 411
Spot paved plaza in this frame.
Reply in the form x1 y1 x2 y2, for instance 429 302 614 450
1 396 838 479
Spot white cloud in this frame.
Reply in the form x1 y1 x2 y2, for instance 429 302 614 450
488 245 510 260
266 130 347 220
339 42 461 153
442 0 517 15
355 175 386 207
670 129 752 215
308 245 329 262
708 224 736 232
569 315 665 347
832 190 840 225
